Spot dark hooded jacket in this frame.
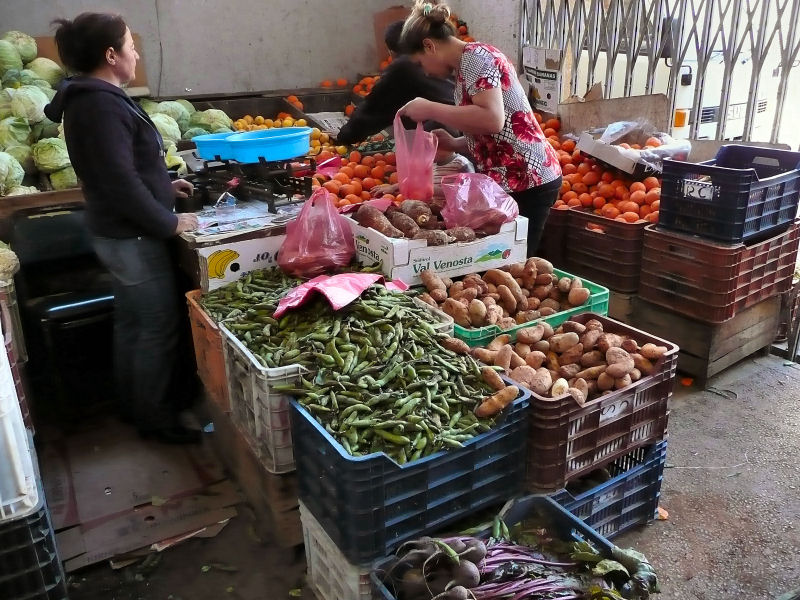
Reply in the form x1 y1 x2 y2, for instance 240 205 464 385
45 77 178 239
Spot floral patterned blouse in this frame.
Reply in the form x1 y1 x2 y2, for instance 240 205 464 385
455 43 562 193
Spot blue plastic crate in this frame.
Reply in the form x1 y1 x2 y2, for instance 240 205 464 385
290 384 531 565
550 441 667 540
372 495 615 600
228 127 311 163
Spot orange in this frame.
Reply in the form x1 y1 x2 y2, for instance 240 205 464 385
382 194 395 203
562 163 578 175
339 184 356 197
350 180 363 196
337 78 348 87
630 181 647 193
323 181 340 194
639 205 652 217
572 182 589 195
619 201 640 214
601 171 615 183
645 189 661 205
544 128 557 138
533 112 543 124
389 172 399 184
577 162 592 176
554 201 568 209
567 197 582 207
371 165 386 180
361 155 375 167
361 177 377 190
372 153 385 163
561 139 576 152
614 186 628 200
582 171 600 186
602 204 621 219
560 180 571 194
384 152 396 165
622 211 641 223
650 199 660 212
353 164 370 178
345 104 356 116
318 150 334 162
572 150 583 164
349 151 362 164
630 190 647 205
559 153 573 166
394 193 404 203
353 84 363 94
579 193 593 207
549 138 561 151
647 210 659 223
643 177 660 190
337 198 350 207
592 196 606 210
544 118 561 131
287 95 299 103
343 193 359 203
320 80 333 88
333 173 350 184
562 191 578 202
361 191 371 201
645 137 662 147
598 183 616 199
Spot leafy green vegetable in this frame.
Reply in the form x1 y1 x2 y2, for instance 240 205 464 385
0 40 23 75
10 85 49 123
0 116 31 148
4 144 34 173
189 109 233 132
150 113 181 146
154 100 190 132
1 31 37 64
0 151 25 195
32 137 70 173
24 57 65 87
49 165 77 190
5 185 38 196
592 559 630 578
175 98 196 114
182 126 209 140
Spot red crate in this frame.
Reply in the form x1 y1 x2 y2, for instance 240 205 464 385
565 208 647 292
526 313 676 492
639 222 799 323
186 290 230 412
537 207 571 268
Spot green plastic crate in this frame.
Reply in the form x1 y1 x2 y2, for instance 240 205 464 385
453 268 609 347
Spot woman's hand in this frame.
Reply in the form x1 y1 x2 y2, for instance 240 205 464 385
372 183 400 197
174 213 199 234
433 129 468 154
398 98 434 123
172 178 194 199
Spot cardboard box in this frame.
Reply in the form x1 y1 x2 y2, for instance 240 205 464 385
349 217 528 286
197 234 286 292
576 131 657 177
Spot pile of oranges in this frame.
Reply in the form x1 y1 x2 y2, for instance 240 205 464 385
320 78 349 88
543 114 662 224
311 150 398 209
233 112 307 132
285 95 304 111
379 55 394 72
353 75 379 98
450 15 475 42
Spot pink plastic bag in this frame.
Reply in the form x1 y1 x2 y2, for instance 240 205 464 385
273 274 408 317
440 173 520 233
278 188 355 278
393 113 438 201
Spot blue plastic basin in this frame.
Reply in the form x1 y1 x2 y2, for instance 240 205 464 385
227 127 312 163
193 132 236 161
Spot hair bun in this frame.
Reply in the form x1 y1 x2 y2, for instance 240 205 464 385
427 5 451 25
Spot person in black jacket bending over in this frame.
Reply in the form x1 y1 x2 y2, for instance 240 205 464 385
46 13 201 445
336 21 455 144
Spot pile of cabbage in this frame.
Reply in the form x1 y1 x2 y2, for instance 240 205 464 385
0 30 74 196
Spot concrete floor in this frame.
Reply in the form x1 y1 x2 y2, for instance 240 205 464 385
66 353 800 600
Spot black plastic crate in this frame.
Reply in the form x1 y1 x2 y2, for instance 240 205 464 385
659 145 800 244
0 499 68 600
551 441 667 540
290 387 530 565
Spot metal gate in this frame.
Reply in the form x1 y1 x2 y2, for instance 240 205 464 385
520 0 800 143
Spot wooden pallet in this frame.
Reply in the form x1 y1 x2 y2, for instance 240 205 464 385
628 295 780 388
205 396 302 548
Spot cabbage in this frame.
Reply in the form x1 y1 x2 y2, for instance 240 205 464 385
32 137 70 173
5 185 38 196
0 117 31 148
139 98 159 114
182 127 209 140
1 68 50 90
189 109 233 132
0 41 23 75
154 101 189 132
0 89 12 119
10 85 48 123
31 117 59 141
4 144 34 173
149 113 181 145
25 58 65 87
164 144 187 175
1 32 37 64
212 127 234 134
41 87 56 101
49 165 77 190
0 151 24 195
175 98 196 114
1 69 22 88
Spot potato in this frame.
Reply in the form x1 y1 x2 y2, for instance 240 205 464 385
486 283 498 295
580 350 606 368
498 317 518 330
441 277 453 289
417 292 438 307
509 262 526 278
557 277 572 293
546 351 560 370
532 257 554 275
631 353 654 375
622 338 639 354
509 351 526 369
580 329 602 351
533 340 550 353
529 367 553 395
568 287 590 306
540 307 556 316
471 348 498 364
584 319 604 331
521 288 530 298
420 269 447 294
573 378 589 402
497 285 517 314
597 333 624 354
481 366 506 391
561 320 587 335
549 332 580 353
570 277 583 290
487 334 512 351
495 344 514 371
463 275 489 296
441 337 470 354
515 343 532 358
541 322 555 339
532 284 553 300
430 288 447 303
548 286 562 301
509 365 537 388
641 343 668 361
449 281 465 298
485 304 503 325
540 298 561 311
559 342 584 366
597 372 615 391
442 298 471 327
517 324 545 345
629 368 642 382
605 347 635 378
515 310 540 324
614 373 633 390
569 387 587 405
525 350 547 369
576 365 607 380
536 273 554 286
469 299 487 326
551 378 570 397
457 288 479 304
482 295 496 306
559 363 582 379
522 258 538 289
483 269 526 306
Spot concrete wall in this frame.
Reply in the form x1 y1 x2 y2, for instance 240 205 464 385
2 0 523 97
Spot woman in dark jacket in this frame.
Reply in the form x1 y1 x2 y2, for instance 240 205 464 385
46 13 200 444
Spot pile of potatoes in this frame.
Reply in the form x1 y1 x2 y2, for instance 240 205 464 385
444 318 669 405
417 258 591 330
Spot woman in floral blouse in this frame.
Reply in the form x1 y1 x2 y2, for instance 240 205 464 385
398 1 562 256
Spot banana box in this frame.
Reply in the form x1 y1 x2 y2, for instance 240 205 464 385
197 235 286 291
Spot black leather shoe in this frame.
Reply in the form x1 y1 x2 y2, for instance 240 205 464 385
138 426 202 445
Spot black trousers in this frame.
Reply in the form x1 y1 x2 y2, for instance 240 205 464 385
511 177 562 258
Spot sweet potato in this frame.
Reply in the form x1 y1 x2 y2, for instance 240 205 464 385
559 363 582 379
557 277 572 293
614 373 632 390
509 365 537 388
515 310 540 324
497 285 517 314
532 257 554 274
580 329 602 351
597 333 624 354
532 284 553 300
509 262 526 278
622 338 639 354
584 319 604 331
561 321 587 335
430 289 447 303
525 350 547 369
605 347 635 378
498 317 518 330
420 269 447 294
399 199 433 225
475 385 519 417
471 347 498 364
413 230 453 246
485 304 503 325
546 351 560 370
540 298 561 312
521 258 538 289
580 350 605 368
572 378 589 404
356 204 404 237
441 337 470 355
529 368 553 395
551 378 570 397
458 288 479 304
576 365 607 380
509 351 526 369
532 340 550 353
631 353 654 375
641 343 668 361
568 287 590 306
446 227 477 242
629 368 642 382
442 298 471 327
536 273 554 286
462 275 489 296
495 344 514 371
517 324 545 345
550 332 580 353
515 343 531 358
387 211 420 238
559 342 584 367
483 269 526 306
487 334 511 351
481 366 506 391
468 298 487 326
417 292 437 307
541 322 555 338
597 372 615 391
448 281 465 298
